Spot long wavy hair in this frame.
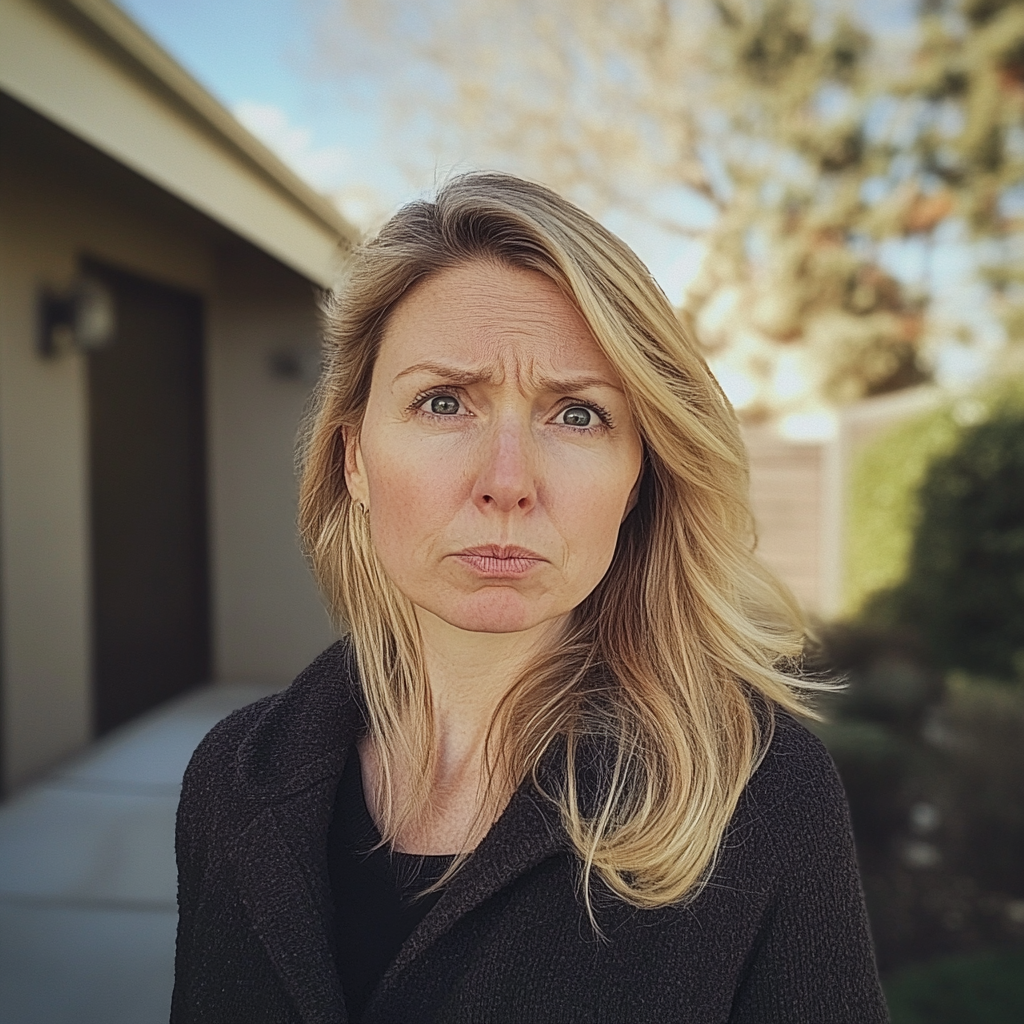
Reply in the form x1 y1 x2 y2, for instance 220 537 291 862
299 171 819 912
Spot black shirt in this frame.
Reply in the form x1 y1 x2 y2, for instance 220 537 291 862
328 749 455 1022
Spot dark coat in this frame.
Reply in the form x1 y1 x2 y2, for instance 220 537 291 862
171 640 889 1024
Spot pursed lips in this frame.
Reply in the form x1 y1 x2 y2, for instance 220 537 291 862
451 545 547 577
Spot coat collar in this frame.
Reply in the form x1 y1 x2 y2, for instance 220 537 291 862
366 774 566 1019
235 639 364 802
228 638 569 1024
228 641 360 1023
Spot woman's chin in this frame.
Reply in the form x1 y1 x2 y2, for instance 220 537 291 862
427 591 554 635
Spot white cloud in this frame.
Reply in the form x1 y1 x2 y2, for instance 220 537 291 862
233 101 352 193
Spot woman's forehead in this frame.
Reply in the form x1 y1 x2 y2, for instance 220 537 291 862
378 262 620 387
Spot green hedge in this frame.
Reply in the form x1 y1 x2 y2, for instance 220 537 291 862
886 948 1024 1024
845 380 1024 677
889 400 1024 679
844 402 960 615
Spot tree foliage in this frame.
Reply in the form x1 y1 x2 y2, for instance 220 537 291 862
313 0 1024 415
908 0 1024 345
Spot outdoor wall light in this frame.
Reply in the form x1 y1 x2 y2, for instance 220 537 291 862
269 346 322 385
38 276 116 357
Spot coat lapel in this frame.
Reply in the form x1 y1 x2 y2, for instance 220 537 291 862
228 640 363 1024
234 794 347 1024
367 762 568 1015
226 639 573 1023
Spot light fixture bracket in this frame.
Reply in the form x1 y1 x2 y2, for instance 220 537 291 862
38 277 116 357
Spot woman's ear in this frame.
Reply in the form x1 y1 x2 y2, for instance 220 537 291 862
342 426 370 508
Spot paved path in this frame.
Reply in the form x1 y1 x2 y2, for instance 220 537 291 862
0 683 278 1024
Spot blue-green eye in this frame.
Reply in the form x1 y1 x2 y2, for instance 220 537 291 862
429 394 460 415
561 406 592 427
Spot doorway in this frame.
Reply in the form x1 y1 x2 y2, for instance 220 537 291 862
86 261 210 735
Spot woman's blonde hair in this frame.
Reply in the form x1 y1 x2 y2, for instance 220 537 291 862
299 171 818 912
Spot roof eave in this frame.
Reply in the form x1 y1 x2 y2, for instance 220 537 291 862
41 0 359 245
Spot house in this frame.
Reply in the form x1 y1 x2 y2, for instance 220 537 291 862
0 0 357 792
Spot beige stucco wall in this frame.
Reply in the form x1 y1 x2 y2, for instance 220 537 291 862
207 246 337 684
0 206 93 795
0 99 336 791
0 100 210 789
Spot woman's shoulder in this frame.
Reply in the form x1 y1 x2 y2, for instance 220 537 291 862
179 639 361 809
732 709 853 867
753 710 842 795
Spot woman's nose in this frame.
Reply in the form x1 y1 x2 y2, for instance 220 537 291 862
471 418 538 513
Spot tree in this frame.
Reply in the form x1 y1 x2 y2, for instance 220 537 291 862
311 0 1016 416
906 0 1024 348
680 1 929 415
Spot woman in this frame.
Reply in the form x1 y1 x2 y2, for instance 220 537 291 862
172 172 887 1023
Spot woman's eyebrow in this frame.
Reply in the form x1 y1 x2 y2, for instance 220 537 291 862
392 361 622 393
392 362 490 387
531 371 624 394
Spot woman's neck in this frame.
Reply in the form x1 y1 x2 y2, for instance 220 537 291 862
359 608 563 856
417 608 562 773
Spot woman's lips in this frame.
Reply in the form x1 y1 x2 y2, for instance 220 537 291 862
452 545 546 578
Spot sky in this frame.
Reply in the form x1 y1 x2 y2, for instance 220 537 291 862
117 0 923 300
109 0 755 297
116 1 388 193
115 0 999 425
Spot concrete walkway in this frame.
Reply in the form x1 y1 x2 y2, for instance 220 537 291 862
0 683 279 1024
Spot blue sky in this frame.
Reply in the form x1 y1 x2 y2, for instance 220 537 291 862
119 0 311 113
117 1 387 191
114 0 996 407
115 0 919 194
115 1 920 286
118 0 715 296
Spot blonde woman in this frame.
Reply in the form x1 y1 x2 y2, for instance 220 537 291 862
172 173 887 1023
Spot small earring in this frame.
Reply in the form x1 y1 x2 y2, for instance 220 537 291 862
358 502 369 516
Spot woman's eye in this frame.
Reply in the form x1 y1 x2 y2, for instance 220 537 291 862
560 406 593 428
429 394 460 415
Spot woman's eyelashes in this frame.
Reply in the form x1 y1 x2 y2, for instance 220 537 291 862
409 388 613 432
554 402 614 430
409 387 469 418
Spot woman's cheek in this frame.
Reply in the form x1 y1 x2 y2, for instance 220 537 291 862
367 438 463 543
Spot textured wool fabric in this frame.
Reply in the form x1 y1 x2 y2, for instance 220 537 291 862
171 640 889 1024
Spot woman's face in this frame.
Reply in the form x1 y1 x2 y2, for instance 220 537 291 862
344 261 643 635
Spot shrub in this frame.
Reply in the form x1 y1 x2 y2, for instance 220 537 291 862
829 378 1024 982
810 626 1024 971
885 947 1024 1024
844 403 961 614
882 400 1024 680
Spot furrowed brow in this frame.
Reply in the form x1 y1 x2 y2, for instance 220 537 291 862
392 362 623 394
531 372 624 394
392 362 492 387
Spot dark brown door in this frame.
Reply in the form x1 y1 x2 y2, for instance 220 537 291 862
86 261 210 734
